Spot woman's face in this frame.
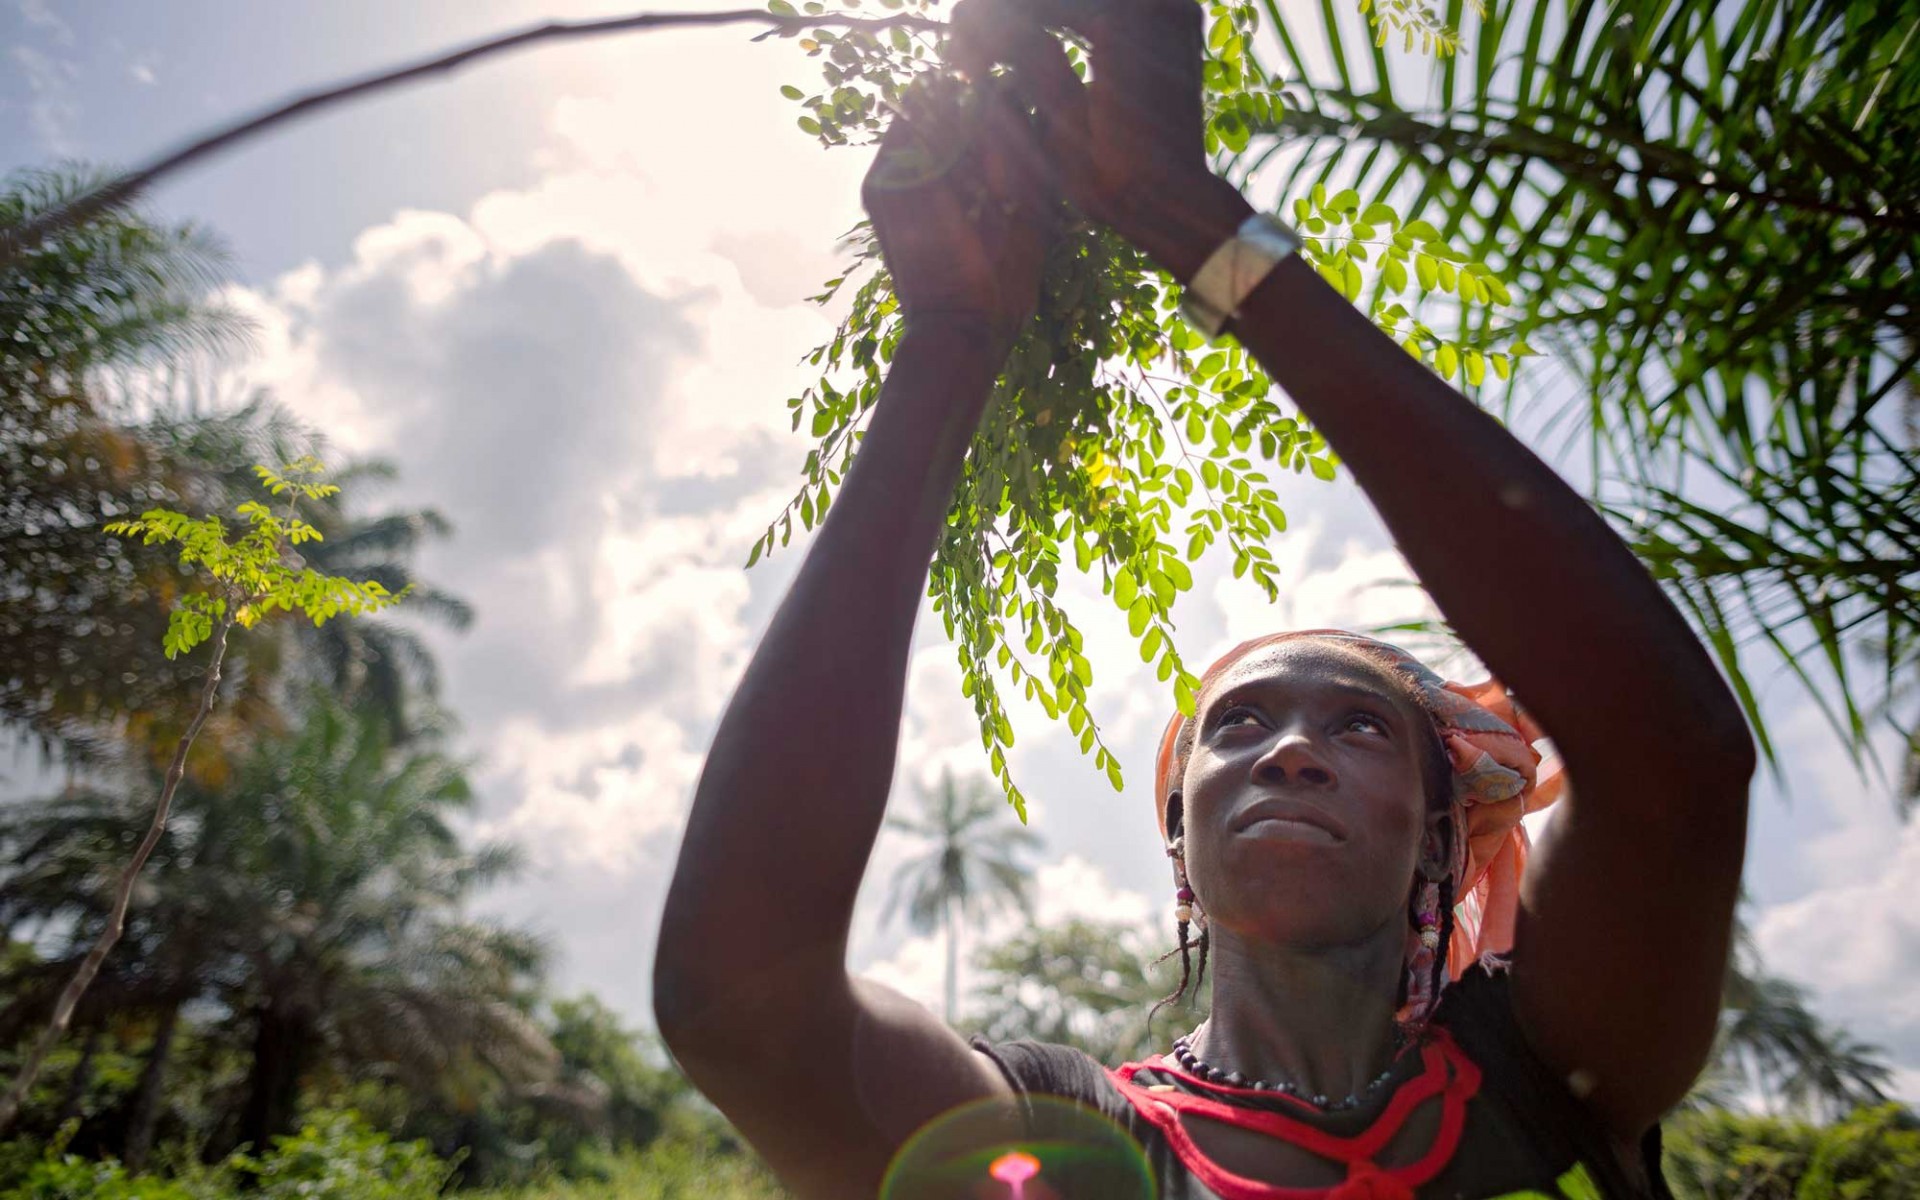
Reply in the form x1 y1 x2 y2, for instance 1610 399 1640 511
1175 639 1437 949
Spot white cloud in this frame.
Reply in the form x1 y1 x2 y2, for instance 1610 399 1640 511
1753 816 1920 1098
218 76 856 884
1209 517 1440 660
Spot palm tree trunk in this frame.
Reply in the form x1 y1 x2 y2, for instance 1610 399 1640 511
124 999 181 1171
237 999 308 1153
54 1025 101 1126
943 901 957 1025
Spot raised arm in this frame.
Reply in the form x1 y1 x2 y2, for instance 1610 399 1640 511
651 87 1059 1199
956 0 1754 1139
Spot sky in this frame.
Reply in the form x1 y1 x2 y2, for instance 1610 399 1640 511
4 0 1917 1105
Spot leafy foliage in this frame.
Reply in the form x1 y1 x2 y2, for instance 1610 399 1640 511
968 916 1198 1063
0 1110 454 1200
228 1111 457 1200
1248 0 1920 775
103 457 408 660
1663 1104 1920 1200
754 0 1523 811
1688 935 1894 1122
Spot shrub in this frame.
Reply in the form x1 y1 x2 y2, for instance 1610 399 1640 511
229 1110 456 1200
1664 1104 1920 1200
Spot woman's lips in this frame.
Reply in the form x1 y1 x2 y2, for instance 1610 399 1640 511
1239 816 1344 846
1231 797 1348 844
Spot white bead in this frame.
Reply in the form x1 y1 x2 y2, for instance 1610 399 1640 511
1174 904 1193 922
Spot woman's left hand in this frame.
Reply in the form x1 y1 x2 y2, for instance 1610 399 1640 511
862 77 1059 358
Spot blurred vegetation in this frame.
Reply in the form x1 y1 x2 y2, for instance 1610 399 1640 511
1663 1104 1920 1200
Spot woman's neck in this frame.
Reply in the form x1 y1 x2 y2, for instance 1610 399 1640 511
1187 923 1409 1101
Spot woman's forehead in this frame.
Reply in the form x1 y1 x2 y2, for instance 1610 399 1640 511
1204 639 1408 708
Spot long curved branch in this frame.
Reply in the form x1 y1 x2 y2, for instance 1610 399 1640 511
0 7 941 269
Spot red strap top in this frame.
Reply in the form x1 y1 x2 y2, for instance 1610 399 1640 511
1102 1029 1484 1200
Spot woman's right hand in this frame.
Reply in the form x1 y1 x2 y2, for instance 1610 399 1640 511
951 0 1253 281
863 77 1059 358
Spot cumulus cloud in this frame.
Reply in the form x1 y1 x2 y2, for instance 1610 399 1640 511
227 91 852 885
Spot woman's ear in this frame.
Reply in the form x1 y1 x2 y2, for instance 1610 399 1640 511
1416 807 1453 883
1164 791 1185 846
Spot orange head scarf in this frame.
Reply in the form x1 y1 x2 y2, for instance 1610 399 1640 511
1152 630 1566 1014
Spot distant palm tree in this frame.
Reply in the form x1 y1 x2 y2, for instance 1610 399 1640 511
1700 945 1894 1121
0 689 554 1156
0 166 251 762
882 770 1041 1023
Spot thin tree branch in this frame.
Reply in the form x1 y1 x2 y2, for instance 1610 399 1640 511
0 8 941 269
0 607 238 1134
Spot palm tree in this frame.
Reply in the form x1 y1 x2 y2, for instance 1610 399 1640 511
0 166 252 762
1233 0 1918 772
2 168 468 763
0 689 555 1157
881 770 1041 1023
1692 936 1894 1121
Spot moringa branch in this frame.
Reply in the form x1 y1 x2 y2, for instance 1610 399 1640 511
0 7 942 269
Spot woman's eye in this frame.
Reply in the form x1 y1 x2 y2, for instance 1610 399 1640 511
1345 713 1388 735
1218 706 1261 728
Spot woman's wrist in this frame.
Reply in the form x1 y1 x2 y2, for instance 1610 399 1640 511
898 311 1019 376
1121 172 1256 285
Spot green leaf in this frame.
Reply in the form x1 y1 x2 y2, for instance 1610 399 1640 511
1127 596 1152 636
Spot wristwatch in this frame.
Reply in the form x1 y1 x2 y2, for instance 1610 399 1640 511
1178 212 1303 338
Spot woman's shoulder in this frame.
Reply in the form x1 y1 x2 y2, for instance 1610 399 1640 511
967 1033 1122 1106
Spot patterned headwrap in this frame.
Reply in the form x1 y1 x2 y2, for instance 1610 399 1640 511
1152 630 1566 1016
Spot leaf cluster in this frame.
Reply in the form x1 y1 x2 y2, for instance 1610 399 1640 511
754 1 1524 812
103 457 409 660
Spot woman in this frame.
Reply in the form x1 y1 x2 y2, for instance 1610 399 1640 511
653 1 1755 1196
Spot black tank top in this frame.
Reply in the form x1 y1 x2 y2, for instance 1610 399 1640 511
968 962 1674 1200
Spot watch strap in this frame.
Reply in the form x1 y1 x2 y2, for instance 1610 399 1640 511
1178 212 1303 338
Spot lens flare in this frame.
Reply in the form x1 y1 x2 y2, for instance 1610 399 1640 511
990 1150 1041 1197
881 1094 1154 1200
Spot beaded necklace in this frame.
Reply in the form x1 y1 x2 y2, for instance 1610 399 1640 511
1170 1024 1408 1111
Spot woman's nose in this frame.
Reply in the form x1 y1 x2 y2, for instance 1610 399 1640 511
1253 732 1336 787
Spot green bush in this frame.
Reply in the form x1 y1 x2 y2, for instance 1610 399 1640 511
0 1110 452 1200
1664 1104 1920 1200
229 1111 456 1200
477 1137 786 1200
0 1154 198 1200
